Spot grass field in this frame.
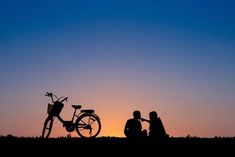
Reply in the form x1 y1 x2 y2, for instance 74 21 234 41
1 135 234 155
1 135 235 145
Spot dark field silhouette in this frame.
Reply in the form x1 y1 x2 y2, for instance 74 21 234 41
1 135 234 146
1 135 234 156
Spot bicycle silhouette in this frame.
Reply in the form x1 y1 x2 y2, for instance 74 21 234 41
42 92 101 138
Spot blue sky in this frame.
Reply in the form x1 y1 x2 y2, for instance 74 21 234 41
0 0 235 137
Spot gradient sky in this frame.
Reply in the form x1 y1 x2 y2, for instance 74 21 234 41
0 0 235 138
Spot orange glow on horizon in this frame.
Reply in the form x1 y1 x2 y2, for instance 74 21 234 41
1 78 234 138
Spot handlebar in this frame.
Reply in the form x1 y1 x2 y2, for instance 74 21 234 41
61 97 68 103
45 92 68 103
45 92 52 97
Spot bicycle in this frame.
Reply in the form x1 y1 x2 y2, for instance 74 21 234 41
42 92 101 138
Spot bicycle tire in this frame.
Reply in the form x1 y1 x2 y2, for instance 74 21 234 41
76 114 101 138
42 116 53 138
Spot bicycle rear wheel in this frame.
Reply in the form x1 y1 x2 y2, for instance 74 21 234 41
42 116 54 138
76 114 101 138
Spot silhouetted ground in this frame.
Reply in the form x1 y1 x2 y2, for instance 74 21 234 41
1 135 234 145
1 135 234 155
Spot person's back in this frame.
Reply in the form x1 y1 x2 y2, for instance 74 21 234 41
124 110 142 139
148 111 168 141
124 118 142 139
149 117 166 138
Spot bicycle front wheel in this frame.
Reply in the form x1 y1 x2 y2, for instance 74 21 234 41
76 114 101 138
42 116 53 138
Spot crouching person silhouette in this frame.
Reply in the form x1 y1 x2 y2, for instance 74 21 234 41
124 110 143 140
141 111 169 143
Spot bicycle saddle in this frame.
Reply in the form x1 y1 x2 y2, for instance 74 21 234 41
72 105 81 109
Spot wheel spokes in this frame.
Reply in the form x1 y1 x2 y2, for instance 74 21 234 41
76 114 101 138
42 118 53 138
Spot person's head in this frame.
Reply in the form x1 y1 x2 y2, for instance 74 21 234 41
133 110 141 119
149 111 158 120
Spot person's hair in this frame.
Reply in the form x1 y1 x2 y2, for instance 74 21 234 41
149 111 158 119
133 110 141 119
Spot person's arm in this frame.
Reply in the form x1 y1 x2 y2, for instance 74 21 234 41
141 118 150 123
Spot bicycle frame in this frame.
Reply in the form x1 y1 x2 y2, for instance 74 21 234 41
55 105 100 124
55 107 87 126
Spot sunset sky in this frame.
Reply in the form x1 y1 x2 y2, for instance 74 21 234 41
0 0 235 138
